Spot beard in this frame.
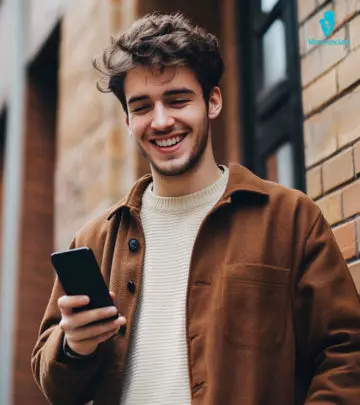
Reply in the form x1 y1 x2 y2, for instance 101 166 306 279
132 115 210 177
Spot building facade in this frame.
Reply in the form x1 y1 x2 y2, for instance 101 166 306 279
0 0 359 403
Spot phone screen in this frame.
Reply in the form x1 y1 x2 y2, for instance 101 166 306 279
51 247 117 319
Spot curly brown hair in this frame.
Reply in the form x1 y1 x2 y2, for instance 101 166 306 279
92 12 224 114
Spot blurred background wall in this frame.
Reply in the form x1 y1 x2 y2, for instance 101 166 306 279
0 0 359 403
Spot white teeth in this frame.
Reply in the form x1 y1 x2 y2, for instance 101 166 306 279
155 136 182 147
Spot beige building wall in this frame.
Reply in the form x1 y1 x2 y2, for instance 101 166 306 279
56 0 138 250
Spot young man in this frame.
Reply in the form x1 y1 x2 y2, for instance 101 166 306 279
32 12 360 405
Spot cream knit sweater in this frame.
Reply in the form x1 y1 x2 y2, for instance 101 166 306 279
120 165 229 405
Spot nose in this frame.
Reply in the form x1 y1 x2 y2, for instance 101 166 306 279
151 103 175 132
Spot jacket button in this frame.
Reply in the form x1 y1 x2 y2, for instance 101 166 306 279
128 238 139 252
127 280 136 294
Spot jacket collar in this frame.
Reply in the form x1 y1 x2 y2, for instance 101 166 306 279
107 163 268 220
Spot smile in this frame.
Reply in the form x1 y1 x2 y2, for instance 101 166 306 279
150 133 187 152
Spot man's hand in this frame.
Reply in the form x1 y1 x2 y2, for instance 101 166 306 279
58 292 126 356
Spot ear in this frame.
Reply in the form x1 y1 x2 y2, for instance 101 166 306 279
208 87 222 120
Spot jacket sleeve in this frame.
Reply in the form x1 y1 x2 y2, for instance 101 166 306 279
31 238 109 405
293 212 360 404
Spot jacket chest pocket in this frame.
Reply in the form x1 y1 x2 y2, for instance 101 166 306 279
221 263 290 351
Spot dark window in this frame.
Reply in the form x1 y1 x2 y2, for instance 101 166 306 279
0 108 6 166
237 0 305 191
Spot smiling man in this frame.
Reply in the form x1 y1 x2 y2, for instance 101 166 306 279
123 64 222 196
32 12 360 405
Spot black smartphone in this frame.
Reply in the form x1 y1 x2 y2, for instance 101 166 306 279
51 247 118 322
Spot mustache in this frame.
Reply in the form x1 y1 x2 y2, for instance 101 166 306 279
149 127 188 136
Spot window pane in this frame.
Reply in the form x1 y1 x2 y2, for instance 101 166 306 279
266 143 295 188
261 0 278 13
262 19 287 91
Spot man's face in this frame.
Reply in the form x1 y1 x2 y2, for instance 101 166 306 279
124 65 216 177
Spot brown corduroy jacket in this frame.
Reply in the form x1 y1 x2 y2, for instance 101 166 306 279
32 163 360 405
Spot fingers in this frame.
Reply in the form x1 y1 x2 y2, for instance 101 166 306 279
68 327 120 355
58 295 89 316
89 328 120 345
64 316 125 342
57 292 127 356
61 306 120 330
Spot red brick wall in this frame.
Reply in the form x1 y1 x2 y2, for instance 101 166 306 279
299 0 360 292
12 79 56 405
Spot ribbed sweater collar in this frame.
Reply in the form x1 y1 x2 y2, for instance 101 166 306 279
141 165 229 214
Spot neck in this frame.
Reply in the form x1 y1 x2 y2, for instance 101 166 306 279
151 156 222 197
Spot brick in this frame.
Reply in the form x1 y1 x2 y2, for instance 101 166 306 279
320 28 348 72
301 47 322 87
302 68 337 115
349 14 360 50
317 0 329 7
55 131 110 248
58 75 103 152
342 179 360 218
299 26 306 56
61 27 104 79
303 4 332 53
298 0 317 23
322 148 354 192
316 190 342 224
61 0 102 59
304 106 337 167
334 0 360 26
334 91 360 147
306 165 322 199
349 260 360 293
347 0 360 14
334 0 348 25
354 141 360 173
58 4 111 155
333 220 357 260
337 46 360 91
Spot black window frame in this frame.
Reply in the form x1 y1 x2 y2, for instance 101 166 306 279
236 0 305 191
0 107 6 160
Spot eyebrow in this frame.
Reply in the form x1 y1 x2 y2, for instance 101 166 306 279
127 88 196 105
